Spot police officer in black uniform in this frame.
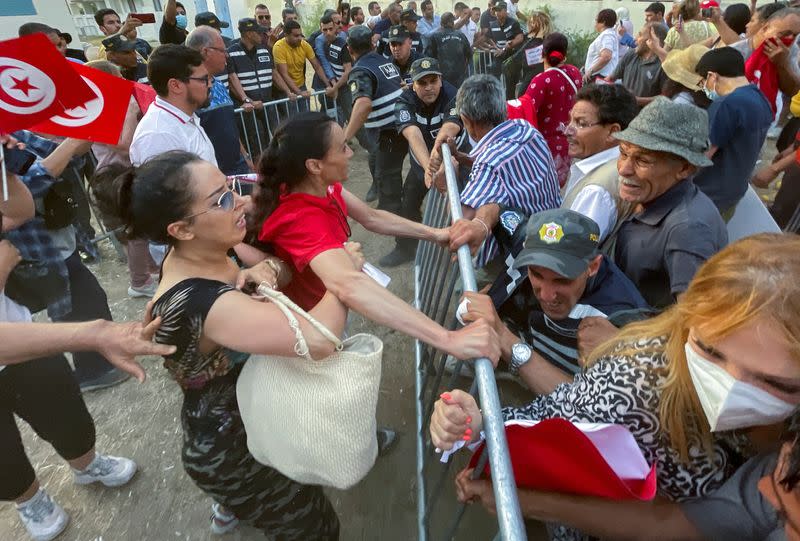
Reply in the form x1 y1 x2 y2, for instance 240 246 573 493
378 9 424 58
425 12 472 88
387 25 420 87
486 2 523 83
380 57 465 265
344 25 406 217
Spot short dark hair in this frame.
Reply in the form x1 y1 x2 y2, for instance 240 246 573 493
596 9 617 28
321 13 334 25
575 84 638 130
18 22 57 37
441 12 455 28
645 2 665 16
421 0 433 10
454 2 469 11
147 44 204 97
722 3 751 36
254 3 268 9
647 22 668 45
94 8 119 27
695 46 746 78
284 19 302 34
368 1 380 9
282 7 297 20
759 2 789 21
176 2 185 10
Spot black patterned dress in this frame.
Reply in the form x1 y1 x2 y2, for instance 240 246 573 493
152 278 339 540
502 336 754 541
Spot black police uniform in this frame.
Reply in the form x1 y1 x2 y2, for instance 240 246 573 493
425 28 472 88
394 79 462 234
121 62 149 84
348 51 405 213
487 16 522 80
312 35 353 121
377 29 424 58
224 40 277 154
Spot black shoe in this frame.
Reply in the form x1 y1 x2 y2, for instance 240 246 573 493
376 427 398 457
378 246 415 267
365 182 378 203
78 368 130 393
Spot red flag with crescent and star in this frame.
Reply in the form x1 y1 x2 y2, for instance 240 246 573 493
0 34 95 134
32 63 134 145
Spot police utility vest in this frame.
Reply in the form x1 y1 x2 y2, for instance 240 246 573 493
223 42 274 102
489 19 516 49
326 36 348 80
353 52 403 134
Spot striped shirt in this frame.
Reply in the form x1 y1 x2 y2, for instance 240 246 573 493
224 42 274 102
461 119 561 267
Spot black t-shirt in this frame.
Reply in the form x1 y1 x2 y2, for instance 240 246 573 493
122 62 149 84
159 20 187 45
134 38 153 60
425 29 472 87
479 10 496 30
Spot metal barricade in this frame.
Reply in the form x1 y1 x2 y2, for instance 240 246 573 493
234 89 341 158
414 144 526 541
470 49 507 90
70 154 126 261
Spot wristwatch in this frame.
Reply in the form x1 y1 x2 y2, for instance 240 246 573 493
243 98 252 104
509 342 532 376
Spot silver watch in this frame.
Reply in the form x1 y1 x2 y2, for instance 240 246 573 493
509 342 532 375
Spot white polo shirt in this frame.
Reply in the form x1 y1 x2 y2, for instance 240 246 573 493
130 96 217 167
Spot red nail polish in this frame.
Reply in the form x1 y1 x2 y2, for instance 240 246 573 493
466 417 472 424
441 392 452 401
463 435 471 441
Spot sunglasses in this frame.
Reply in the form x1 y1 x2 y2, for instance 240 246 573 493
257 14 271 20
185 178 243 219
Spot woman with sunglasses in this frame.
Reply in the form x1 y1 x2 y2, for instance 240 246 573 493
251 111 501 364
92 151 349 539
431 233 800 540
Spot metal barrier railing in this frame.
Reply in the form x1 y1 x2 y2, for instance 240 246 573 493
785 203 800 233
470 49 508 90
71 155 126 261
233 89 340 158
414 144 526 540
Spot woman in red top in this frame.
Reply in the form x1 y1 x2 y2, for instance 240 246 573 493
524 33 583 187
338 2 351 31
253 112 500 363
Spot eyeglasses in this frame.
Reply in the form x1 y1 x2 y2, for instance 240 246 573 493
257 14 271 20
184 179 243 219
558 120 602 134
184 74 213 86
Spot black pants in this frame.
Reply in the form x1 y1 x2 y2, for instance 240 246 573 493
52 251 114 382
396 163 428 250
376 131 408 215
772 162 800 229
0 355 96 500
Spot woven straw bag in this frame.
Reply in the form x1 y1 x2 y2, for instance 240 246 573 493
236 284 383 489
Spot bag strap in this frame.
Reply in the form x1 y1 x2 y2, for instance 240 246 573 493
547 67 578 94
257 284 343 361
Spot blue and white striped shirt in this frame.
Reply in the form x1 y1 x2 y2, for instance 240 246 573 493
461 119 561 267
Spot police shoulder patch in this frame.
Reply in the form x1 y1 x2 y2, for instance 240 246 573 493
500 211 522 235
350 81 358 93
399 110 411 122
449 107 457 116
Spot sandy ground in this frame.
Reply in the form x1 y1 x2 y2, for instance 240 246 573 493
0 144 545 541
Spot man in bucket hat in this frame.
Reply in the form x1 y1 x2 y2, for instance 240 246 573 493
460 209 648 394
610 96 727 309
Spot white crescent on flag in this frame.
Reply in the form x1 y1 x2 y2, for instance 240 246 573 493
0 56 56 115
50 76 104 127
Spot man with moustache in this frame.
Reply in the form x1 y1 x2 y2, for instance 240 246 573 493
611 97 727 309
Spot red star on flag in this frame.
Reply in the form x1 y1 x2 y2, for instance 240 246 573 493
10 75 37 96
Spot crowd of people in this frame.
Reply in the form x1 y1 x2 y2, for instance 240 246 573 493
3 0 800 540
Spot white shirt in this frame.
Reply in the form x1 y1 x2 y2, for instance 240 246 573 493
460 18 478 46
130 96 217 167
365 14 382 28
584 28 619 78
563 146 620 241
507 0 519 19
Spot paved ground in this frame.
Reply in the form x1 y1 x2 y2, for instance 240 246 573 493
0 145 543 541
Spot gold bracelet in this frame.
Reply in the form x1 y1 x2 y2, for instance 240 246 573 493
474 217 490 240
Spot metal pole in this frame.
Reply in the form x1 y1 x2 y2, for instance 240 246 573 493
440 144 526 541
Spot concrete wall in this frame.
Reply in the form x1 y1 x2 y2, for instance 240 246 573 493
0 0 82 41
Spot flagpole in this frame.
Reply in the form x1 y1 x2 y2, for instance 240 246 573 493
1 144 7 202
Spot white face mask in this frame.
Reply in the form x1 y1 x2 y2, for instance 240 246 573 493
685 342 796 432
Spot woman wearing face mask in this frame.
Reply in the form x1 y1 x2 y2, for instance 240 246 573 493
159 0 189 45
431 233 800 540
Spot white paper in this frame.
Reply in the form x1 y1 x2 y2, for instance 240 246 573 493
525 45 543 66
455 298 471 325
362 262 391 288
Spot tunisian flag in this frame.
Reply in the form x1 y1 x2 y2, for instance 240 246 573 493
33 63 134 145
0 34 95 134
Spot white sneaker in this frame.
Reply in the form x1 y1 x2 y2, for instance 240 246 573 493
210 503 239 535
127 279 158 298
73 453 137 487
17 489 69 541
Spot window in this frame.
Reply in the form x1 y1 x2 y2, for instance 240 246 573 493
0 0 36 16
